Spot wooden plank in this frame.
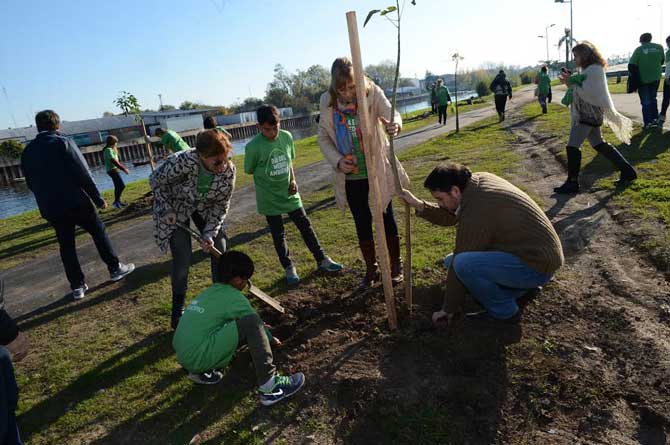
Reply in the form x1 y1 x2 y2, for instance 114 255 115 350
346 11 398 330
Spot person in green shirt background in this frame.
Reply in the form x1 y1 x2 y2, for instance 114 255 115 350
154 127 191 153
203 115 233 140
245 105 343 285
173 250 305 405
535 66 552 114
435 78 452 125
103 135 130 208
629 32 666 128
659 35 670 128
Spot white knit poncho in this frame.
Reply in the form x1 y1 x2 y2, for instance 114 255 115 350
572 64 633 145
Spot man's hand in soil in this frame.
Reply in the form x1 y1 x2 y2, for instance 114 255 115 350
432 310 450 329
399 189 424 211
288 181 298 196
7 331 29 362
99 199 108 210
201 237 214 254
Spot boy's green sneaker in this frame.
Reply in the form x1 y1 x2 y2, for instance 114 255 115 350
319 257 343 273
285 265 300 285
259 373 305 406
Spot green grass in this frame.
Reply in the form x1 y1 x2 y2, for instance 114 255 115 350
15 115 525 444
607 75 665 94
522 101 670 261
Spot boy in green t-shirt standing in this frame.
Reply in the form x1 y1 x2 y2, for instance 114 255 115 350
102 135 130 208
535 66 552 114
629 32 666 128
154 127 191 153
245 105 343 285
173 250 305 406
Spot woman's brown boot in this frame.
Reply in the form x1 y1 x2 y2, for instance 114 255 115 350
359 240 378 289
386 234 404 286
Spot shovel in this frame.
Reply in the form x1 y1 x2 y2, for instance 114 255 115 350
175 222 285 313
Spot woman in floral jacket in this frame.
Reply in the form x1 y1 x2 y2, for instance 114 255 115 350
150 129 236 329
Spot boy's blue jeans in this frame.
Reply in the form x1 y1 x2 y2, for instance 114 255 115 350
638 81 660 125
443 251 553 319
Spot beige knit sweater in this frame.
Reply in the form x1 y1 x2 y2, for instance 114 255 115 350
417 172 564 313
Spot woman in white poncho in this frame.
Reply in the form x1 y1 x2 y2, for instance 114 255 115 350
554 41 637 194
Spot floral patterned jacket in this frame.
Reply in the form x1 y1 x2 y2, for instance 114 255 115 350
149 150 236 252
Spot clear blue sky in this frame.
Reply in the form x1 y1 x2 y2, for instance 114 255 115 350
1 0 667 129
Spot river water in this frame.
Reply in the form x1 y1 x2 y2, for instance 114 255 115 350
1 95 479 220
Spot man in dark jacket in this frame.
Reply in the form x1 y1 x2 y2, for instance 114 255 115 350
0 278 26 445
489 70 513 121
20 110 134 300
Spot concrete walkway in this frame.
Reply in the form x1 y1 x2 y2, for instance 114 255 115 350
4 88 535 318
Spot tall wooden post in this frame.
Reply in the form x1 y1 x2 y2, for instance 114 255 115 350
346 11 397 330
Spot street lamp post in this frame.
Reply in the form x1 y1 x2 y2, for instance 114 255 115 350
452 52 464 133
545 23 556 62
555 0 573 64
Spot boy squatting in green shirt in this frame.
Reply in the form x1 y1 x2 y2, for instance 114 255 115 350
244 105 343 285
172 250 305 406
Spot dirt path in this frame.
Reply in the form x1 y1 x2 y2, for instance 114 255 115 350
497 112 670 443
4 89 534 318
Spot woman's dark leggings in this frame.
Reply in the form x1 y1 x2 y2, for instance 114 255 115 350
661 80 670 117
494 95 508 113
345 178 398 243
107 170 125 203
437 105 448 124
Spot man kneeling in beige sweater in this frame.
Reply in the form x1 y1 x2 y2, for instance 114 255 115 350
400 163 564 326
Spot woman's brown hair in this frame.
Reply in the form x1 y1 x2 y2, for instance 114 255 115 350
105 135 118 147
572 41 607 69
196 129 232 159
328 57 371 108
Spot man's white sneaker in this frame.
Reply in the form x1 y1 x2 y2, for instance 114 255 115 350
73 284 89 300
110 263 135 281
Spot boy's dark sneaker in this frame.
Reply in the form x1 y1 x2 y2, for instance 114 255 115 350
72 283 89 300
259 373 305 406
112 201 122 209
188 370 223 385
285 265 300 285
110 262 135 281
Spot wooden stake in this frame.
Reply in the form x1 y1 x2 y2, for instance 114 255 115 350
346 11 397 330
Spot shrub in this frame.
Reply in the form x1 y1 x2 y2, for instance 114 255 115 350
0 140 24 159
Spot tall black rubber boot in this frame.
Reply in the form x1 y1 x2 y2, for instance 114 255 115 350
593 142 637 185
554 146 582 194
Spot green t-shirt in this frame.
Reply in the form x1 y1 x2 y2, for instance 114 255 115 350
103 146 119 173
344 115 368 180
630 42 665 84
172 283 270 373
435 85 451 106
161 129 190 153
196 162 214 198
215 126 232 138
244 129 302 216
537 72 551 96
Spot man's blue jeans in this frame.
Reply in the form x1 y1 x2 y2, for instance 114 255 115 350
444 251 553 319
638 81 660 125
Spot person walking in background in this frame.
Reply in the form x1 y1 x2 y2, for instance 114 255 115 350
245 105 342 285
658 35 670 128
203 116 232 139
489 70 513 122
628 33 665 129
103 135 129 208
535 66 551 114
427 82 437 114
149 129 235 330
554 41 637 194
435 78 452 125
20 110 135 300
